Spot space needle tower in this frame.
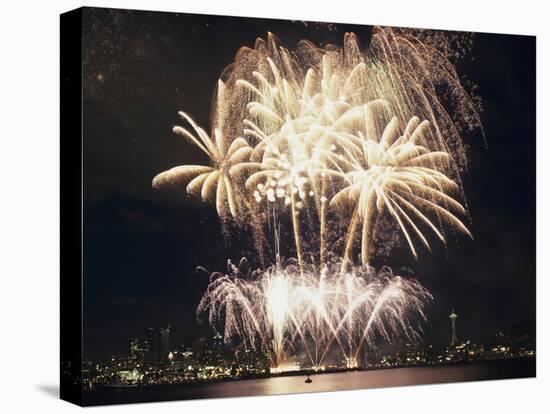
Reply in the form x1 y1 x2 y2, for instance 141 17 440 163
449 309 458 345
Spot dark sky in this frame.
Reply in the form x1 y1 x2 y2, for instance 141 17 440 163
81 7 536 361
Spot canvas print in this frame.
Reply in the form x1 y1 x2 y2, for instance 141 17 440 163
60 6 536 406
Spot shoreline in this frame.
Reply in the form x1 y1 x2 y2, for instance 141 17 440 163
82 358 536 406
86 356 536 392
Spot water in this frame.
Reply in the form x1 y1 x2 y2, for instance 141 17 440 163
82 358 535 406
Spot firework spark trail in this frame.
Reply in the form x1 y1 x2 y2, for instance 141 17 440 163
154 27 481 369
153 28 478 266
197 259 432 369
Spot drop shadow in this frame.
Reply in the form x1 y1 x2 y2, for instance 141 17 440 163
36 384 59 399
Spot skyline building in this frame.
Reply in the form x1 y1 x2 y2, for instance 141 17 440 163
145 327 158 366
449 309 458 345
129 337 142 367
159 326 171 364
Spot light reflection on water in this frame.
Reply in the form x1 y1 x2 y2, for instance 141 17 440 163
83 359 535 406
190 364 493 398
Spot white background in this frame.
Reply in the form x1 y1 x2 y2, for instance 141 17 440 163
0 0 546 412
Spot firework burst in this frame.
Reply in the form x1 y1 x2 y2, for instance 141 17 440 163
154 27 481 369
198 258 432 368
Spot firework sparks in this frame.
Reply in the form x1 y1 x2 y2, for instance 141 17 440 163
154 29 477 265
326 104 472 265
152 83 254 218
154 27 481 369
198 259 431 368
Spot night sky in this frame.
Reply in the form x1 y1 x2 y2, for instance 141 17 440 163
81 7 536 361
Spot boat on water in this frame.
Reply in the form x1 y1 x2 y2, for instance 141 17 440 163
305 376 312 383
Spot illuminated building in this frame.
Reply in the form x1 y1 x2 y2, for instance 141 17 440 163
449 309 458 345
128 338 143 368
159 326 171 364
145 327 158 366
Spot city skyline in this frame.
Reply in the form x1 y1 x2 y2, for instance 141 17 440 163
77 314 535 394
85 308 534 363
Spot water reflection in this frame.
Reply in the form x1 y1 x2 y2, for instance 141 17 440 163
83 359 535 406
197 364 493 398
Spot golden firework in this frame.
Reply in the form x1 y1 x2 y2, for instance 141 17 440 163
152 84 254 218
155 28 482 368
